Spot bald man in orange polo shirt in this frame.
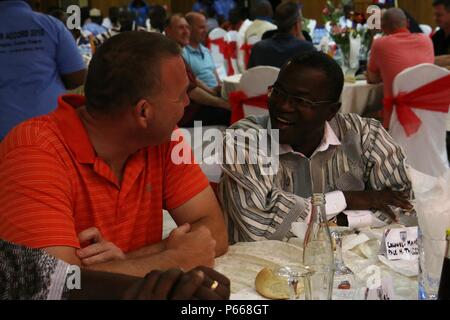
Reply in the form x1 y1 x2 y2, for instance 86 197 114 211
0 32 228 277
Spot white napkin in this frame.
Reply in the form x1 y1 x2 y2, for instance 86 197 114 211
378 255 418 277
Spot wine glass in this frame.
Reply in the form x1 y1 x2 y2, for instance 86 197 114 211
277 265 314 300
330 229 358 300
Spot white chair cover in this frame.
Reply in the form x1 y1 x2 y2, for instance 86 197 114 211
239 66 279 117
225 30 239 76
208 27 228 81
237 19 253 73
419 24 433 36
389 63 450 177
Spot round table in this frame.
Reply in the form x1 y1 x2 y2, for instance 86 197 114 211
222 74 384 116
340 80 384 115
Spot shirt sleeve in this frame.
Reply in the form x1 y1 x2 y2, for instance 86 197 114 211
0 239 70 300
0 147 79 249
55 20 86 74
163 130 210 210
218 126 310 244
360 116 413 223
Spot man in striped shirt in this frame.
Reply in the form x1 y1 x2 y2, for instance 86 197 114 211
0 32 228 276
219 51 414 243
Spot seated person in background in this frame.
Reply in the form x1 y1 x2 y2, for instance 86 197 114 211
128 0 151 28
219 51 413 243
0 239 230 300
248 2 316 69
183 12 221 91
165 14 231 127
101 6 120 30
213 0 236 25
94 8 135 47
367 8 434 128
244 0 277 42
432 0 450 67
0 32 228 277
82 8 107 36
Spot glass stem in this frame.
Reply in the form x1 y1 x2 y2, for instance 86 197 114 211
335 236 344 265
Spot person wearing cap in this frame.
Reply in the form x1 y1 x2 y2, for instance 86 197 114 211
83 8 108 36
247 1 316 69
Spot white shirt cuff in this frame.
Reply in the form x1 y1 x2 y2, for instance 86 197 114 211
325 191 347 219
344 210 388 229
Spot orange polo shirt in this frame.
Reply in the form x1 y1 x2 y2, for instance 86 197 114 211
0 95 209 253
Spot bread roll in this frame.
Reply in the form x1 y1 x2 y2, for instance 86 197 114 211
255 267 304 300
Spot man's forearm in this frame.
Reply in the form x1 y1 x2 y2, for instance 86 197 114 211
435 54 450 68
68 269 140 300
189 215 228 257
125 240 167 259
84 249 181 278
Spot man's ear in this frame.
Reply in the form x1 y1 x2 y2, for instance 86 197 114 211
134 99 153 128
326 102 341 121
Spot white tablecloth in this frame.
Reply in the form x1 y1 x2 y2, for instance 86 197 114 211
221 74 384 116
214 234 418 300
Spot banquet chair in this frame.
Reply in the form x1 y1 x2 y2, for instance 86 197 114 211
229 66 279 123
389 63 450 177
236 19 253 73
208 27 228 81
419 24 433 36
225 30 239 76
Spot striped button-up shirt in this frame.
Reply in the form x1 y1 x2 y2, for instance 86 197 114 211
218 113 412 244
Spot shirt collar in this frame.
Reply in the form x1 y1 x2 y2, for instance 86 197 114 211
52 94 96 164
185 44 205 54
267 118 341 157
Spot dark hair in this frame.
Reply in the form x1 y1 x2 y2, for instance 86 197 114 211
149 5 167 32
253 0 273 19
274 2 300 33
433 0 450 10
85 32 181 115
108 6 120 26
281 51 344 102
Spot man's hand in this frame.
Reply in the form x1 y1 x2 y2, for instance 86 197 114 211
343 190 413 222
122 267 230 300
165 224 216 271
77 227 126 266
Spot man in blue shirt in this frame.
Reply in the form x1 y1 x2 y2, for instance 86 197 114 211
183 12 220 90
0 0 86 140
214 0 235 22
248 1 315 69
128 0 151 27
82 8 107 36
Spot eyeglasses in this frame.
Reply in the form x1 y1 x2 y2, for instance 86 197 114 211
268 82 338 110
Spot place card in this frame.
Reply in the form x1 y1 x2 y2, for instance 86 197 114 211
379 227 419 261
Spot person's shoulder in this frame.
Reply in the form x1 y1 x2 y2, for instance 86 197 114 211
333 113 382 133
229 115 268 132
0 115 61 158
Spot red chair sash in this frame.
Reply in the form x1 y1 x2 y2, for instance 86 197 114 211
383 74 450 136
229 90 269 124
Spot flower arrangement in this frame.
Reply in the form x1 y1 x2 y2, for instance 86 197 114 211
322 0 372 65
